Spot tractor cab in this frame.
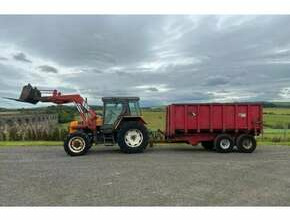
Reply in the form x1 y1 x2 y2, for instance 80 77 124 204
102 97 142 126
100 97 148 150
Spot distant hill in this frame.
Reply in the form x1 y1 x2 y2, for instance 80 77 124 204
270 102 290 108
0 105 103 113
1 102 290 113
259 102 290 108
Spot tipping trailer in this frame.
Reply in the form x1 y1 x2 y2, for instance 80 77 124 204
165 103 263 153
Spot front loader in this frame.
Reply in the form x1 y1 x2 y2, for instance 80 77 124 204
6 84 149 156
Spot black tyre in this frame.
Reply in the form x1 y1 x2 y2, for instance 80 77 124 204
64 132 91 156
117 121 149 153
236 134 256 153
214 134 234 153
201 141 214 151
88 135 94 149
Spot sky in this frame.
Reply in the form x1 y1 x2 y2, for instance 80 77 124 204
1 15 290 108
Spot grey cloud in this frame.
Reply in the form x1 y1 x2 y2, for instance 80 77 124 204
13 52 32 63
0 56 8 61
0 64 26 81
0 64 32 107
205 76 230 86
38 65 58 73
1 15 290 107
0 15 166 67
147 87 159 92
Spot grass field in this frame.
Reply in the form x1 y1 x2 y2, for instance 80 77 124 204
250 108 290 143
1 107 290 146
142 110 166 131
263 108 290 129
0 141 63 147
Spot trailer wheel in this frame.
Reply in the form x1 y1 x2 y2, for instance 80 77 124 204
117 121 149 153
236 134 256 153
201 141 214 151
214 134 234 153
64 132 91 156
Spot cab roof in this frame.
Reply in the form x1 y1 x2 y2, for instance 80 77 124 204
102 97 140 102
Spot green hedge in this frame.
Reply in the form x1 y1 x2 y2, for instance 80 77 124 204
2 127 68 141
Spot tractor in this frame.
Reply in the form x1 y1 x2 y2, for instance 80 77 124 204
7 84 149 156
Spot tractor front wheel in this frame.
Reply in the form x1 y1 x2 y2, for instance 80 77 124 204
117 121 149 153
64 132 91 156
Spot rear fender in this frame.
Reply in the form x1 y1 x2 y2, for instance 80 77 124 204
114 116 146 129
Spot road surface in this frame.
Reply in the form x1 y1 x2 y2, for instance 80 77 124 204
0 144 290 206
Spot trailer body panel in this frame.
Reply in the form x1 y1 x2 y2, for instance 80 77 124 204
166 103 263 145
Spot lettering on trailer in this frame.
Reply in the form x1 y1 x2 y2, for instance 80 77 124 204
238 113 247 118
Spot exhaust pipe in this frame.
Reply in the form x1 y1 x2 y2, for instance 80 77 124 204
3 84 42 104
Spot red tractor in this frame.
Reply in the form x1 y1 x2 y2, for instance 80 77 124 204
9 84 149 156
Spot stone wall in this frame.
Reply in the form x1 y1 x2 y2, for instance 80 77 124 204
0 113 58 141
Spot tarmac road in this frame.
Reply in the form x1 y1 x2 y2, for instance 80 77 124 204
0 144 290 206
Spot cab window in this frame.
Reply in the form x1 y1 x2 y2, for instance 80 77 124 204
129 101 141 116
104 102 123 125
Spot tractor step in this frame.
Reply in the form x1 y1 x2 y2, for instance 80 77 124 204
103 134 115 146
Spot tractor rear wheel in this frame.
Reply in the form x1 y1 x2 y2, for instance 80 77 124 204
64 132 91 156
117 121 149 153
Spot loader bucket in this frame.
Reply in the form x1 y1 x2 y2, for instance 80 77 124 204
2 84 43 104
16 84 41 104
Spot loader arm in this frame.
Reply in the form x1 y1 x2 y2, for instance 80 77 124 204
8 84 97 131
40 90 97 130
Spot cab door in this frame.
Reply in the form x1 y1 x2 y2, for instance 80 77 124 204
103 102 125 125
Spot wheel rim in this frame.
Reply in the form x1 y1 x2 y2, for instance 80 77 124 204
68 136 86 153
220 139 231 149
124 129 143 148
242 138 253 149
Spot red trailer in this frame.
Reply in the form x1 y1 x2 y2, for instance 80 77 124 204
165 103 263 153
